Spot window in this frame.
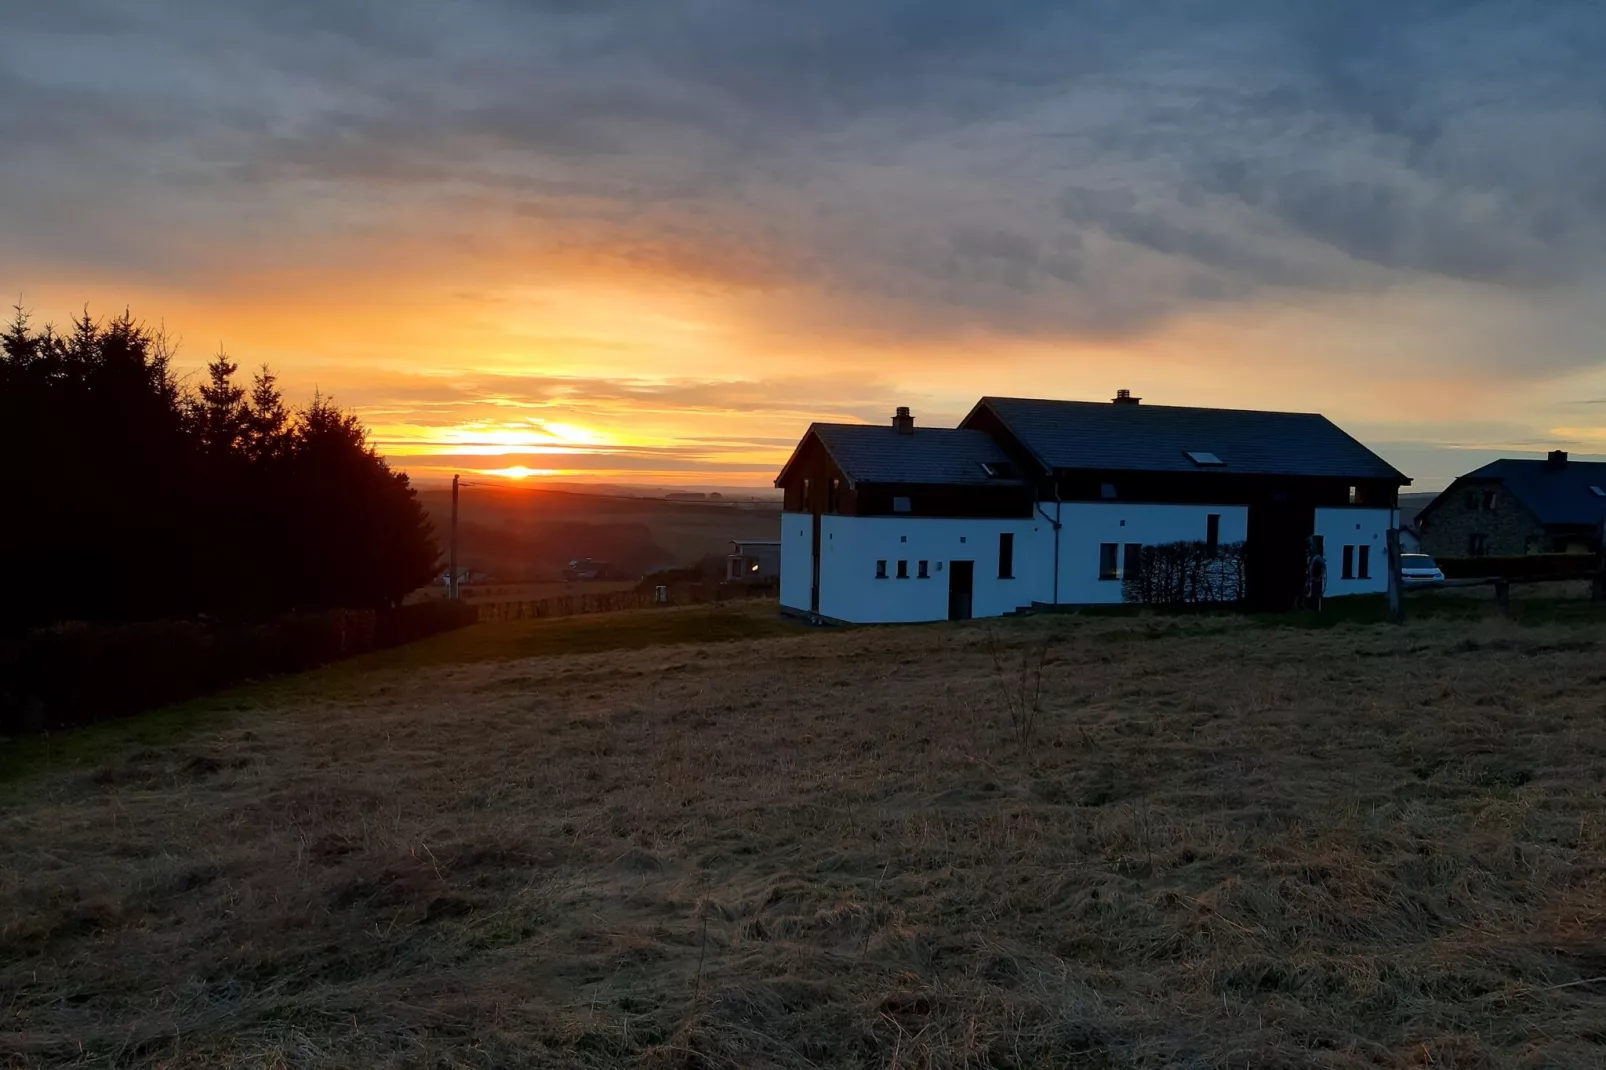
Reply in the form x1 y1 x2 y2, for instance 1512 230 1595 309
998 532 1014 578
1184 451 1224 467
875 560 888 578
900 535 907 543
1100 483 1118 500
1099 543 1120 580
917 560 929 578
896 560 909 579
1468 533 1488 557
1358 544 1370 579
1123 543 1142 580
1342 545 1354 579
801 478 811 509
828 478 840 512
1348 485 1358 504
1482 490 1497 511
1591 486 1606 498
980 461 1017 479
1206 513 1220 554
892 496 912 514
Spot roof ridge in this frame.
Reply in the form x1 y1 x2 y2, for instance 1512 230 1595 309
980 395 1326 418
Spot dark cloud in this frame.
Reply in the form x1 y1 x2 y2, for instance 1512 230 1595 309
3 0 1606 352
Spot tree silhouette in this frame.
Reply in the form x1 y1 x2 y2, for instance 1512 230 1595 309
0 303 439 630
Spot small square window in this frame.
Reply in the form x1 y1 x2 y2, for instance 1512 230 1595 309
896 560 909 579
1101 483 1117 499
960 536 966 544
917 560 929 578
875 560 888 578
900 535 907 543
892 496 911 513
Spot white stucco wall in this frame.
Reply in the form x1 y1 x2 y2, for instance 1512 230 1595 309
816 514 1053 623
779 512 815 612
1314 507 1398 596
1054 502 1250 604
780 500 1393 621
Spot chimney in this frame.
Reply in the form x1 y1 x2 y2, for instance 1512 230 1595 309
1548 449 1569 469
892 406 914 435
1112 388 1141 405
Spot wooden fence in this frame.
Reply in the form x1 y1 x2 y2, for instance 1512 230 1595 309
472 582 776 623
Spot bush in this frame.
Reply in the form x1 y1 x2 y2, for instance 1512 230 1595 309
0 601 476 735
1123 541 1248 605
1435 554 1598 580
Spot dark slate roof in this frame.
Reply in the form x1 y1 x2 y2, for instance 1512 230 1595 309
784 423 1022 486
969 397 1407 481
1459 459 1606 527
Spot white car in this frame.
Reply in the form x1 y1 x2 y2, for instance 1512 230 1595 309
1400 553 1445 585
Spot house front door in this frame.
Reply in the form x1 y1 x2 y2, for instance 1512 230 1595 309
948 560 974 621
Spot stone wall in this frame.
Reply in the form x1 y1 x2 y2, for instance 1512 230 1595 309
1419 479 1547 558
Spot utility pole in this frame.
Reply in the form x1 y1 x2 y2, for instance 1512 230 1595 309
449 473 459 599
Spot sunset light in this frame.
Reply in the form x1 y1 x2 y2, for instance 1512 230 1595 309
478 465 561 480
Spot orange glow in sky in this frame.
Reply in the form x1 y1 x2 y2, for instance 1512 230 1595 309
8 1 1606 494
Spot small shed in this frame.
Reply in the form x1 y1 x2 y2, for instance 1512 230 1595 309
727 539 781 582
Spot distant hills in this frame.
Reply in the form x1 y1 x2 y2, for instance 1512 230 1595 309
415 484 781 582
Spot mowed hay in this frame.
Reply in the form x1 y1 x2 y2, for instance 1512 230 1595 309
4 610 1606 1067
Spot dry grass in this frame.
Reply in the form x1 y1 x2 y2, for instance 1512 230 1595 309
5 605 1606 1067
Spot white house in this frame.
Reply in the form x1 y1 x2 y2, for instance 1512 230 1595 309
774 393 1409 623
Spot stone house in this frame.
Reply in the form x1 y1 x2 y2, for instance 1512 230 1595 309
1418 451 1606 558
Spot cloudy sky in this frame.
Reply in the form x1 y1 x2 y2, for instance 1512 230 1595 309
5 0 1606 489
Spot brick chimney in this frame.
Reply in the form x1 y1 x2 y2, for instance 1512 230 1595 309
892 406 914 434
1549 449 1569 469
1112 389 1141 405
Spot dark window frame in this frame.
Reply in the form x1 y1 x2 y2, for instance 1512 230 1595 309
1342 545 1354 579
896 560 909 579
1358 544 1370 579
917 560 929 579
875 559 888 579
1206 513 1220 555
1098 542 1120 580
998 532 1014 579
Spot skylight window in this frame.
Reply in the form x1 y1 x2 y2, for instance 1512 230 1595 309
1591 485 1605 498
979 461 1017 479
1185 451 1225 467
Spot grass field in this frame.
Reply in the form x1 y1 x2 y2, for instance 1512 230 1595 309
6 601 1606 1067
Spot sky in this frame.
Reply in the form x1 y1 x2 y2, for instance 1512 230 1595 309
4 1 1606 491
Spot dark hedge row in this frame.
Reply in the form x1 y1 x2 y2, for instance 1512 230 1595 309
0 601 476 735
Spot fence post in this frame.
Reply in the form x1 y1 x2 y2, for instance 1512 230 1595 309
1386 528 1404 624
